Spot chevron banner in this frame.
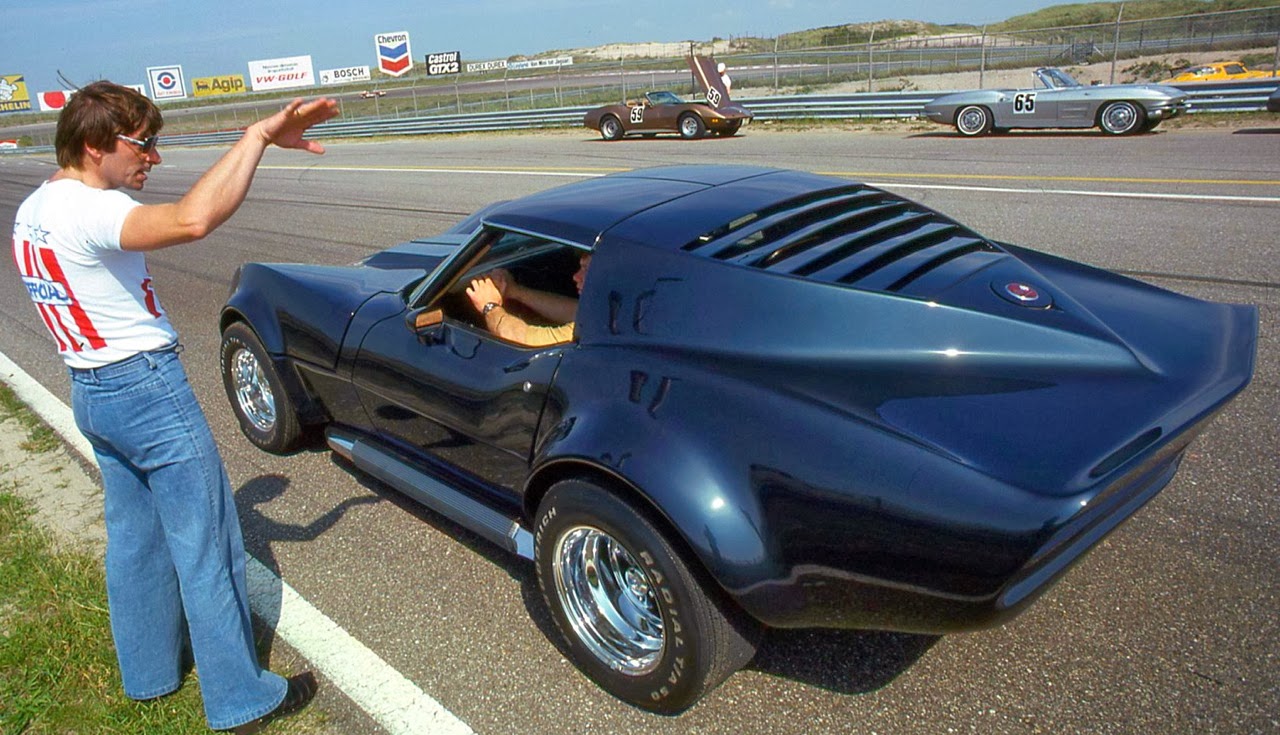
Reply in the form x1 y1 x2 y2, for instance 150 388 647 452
375 31 412 77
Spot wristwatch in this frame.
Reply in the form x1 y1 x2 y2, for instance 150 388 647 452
482 302 501 315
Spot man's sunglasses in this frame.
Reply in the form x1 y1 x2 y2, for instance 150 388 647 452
116 133 159 154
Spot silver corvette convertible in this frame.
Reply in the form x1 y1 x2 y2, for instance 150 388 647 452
923 67 1188 136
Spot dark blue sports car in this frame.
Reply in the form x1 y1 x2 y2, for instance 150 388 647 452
220 165 1257 713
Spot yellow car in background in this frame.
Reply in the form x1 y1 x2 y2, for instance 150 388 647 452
1162 61 1275 83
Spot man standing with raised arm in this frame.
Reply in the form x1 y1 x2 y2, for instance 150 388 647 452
11 81 338 733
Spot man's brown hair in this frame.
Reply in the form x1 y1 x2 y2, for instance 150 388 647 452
54 81 163 169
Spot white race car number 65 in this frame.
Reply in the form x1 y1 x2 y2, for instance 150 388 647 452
1013 93 1036 114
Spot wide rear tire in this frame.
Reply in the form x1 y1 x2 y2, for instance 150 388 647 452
534 479 758 713
220 322 303 454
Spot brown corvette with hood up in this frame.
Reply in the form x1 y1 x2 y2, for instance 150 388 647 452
584 55 752 140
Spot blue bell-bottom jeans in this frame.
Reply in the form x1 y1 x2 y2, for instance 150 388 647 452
70 345 286 730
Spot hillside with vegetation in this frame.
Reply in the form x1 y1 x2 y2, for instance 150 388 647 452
993 0 1279 31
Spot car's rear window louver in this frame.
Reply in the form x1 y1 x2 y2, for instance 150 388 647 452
682 184 999 294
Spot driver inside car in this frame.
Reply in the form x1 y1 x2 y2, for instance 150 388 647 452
465 252 591 347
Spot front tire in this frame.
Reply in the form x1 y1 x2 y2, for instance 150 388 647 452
678 113 706 139
534 479 758 713
220 322 303 454
599 115 623 141
955 105 993 136
1098 101 1145 135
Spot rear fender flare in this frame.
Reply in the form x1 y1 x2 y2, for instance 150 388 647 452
526 411 778 600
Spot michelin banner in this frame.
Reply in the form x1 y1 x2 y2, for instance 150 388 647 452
0 75 33 113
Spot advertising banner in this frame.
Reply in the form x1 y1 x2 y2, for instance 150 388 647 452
508 56 573 71
375 31 412 76
319 66 371 85
466 60 508 73
37 90 76 112
426 51 461 76
0 75 34 113
147 65 187 100
124 84 148 97
248 55 315 91
192 75 246 97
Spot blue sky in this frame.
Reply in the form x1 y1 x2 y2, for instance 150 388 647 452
4 0 1069 96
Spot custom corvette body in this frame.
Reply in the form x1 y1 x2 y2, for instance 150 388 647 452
923 67 1189 135
220 165 1256 712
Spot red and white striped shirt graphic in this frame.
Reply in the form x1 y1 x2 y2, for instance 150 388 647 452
13 179 176 369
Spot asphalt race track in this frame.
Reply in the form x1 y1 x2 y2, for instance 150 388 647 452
1 124 1276 734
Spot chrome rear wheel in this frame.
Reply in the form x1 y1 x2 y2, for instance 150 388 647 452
553 526 664 675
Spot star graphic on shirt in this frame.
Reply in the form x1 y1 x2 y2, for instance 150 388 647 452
26 224 50 247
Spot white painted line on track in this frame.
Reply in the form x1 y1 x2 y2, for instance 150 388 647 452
865 181 1280 204
259 164 1280 204
0 349 474 735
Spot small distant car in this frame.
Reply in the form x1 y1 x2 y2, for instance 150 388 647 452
584 90 752 140
1268 86 1280 112
923 67 1188 136
1162 61 1274 83
220 164 1256 713
359 89 387 99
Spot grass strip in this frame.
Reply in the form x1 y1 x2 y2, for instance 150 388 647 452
0 490 211 734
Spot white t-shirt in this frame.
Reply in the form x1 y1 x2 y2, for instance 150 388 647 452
12 179 176 369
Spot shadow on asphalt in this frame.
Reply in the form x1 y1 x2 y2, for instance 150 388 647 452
750 627 938 694
266 454 939 704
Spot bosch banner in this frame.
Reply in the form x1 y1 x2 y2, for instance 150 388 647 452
319 66 372 85
147 65 187 100
192 75 246 97
426 51 461 76
248 56 315 91
375 31 412 77
0 75 33 113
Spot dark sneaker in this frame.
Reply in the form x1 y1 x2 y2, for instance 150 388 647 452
231 672 318 734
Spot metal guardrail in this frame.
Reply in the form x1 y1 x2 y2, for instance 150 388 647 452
4 80 1275 154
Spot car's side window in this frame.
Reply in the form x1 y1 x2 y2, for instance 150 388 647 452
432 230 586 340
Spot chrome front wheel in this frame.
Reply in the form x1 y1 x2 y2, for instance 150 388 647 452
229 346 276 433
1099 101 1144 135
955 105 993 136
220 322 304 453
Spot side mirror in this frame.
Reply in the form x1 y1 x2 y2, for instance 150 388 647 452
406 308 444 342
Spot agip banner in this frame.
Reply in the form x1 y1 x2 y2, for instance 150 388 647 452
192 75 246 97
0 75 33 113
248 55 315 91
